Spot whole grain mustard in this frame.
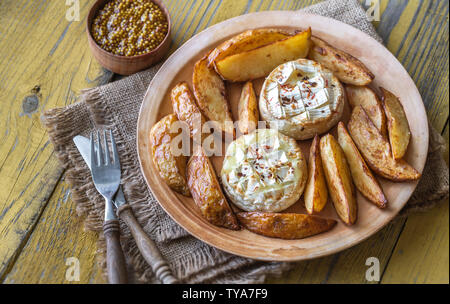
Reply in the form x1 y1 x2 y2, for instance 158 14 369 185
92 0 168 56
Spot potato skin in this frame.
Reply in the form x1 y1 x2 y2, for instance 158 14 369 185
208 28 290 66
150 114 190 196
348 106 420 182
304 135 328 214
309 36 374 86
237 81 259 135
192 55 235 138
171 81 206 141
337 122 387 209
237 212 337 239
345 85 387 138
214 28 312 82
320 134 357 225
380 87 411 160
187 145 240 230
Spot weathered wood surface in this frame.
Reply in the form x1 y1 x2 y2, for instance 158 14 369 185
0 0 448 284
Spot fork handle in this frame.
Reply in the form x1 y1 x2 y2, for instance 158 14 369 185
117 205 179 284
103 220 128 284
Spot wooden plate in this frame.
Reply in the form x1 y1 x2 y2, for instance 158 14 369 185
137 12 428 261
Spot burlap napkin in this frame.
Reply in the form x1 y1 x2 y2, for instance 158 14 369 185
42 0 449 283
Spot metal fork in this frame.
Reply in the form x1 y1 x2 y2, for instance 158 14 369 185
90 130 127 284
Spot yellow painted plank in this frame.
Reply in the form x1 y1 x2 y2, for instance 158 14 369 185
381 200 449 284
0 0 111 280
382 0 449 131
267 219 406 284
3 177 105 284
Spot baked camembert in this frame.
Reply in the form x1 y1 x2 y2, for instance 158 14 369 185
221 129 307 212
259 59 344 140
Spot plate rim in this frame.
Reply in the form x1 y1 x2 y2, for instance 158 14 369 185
136 11 429 261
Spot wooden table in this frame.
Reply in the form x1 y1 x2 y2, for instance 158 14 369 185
0 0 448 284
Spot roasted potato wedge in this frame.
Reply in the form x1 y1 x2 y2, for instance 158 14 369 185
337 122 387 208
171 82 207 142
150 114 190 196
380 87 411 159
348 106 421 181
214 28 312 82
236 212 336 240
207 28 290 66
345 85 387 137
320 134 357 225
237 81 259 135
187 145 240 230
192 55 235 138
309 36 374 86
304 135 328 214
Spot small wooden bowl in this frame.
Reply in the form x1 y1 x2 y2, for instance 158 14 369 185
86 0 171 75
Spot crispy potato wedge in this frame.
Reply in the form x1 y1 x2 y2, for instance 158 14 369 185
237 81 259 135
380 87 411 159
192 55 235 138
171 81 207 142
304 135 328 214
348 106 421 181
236 212 336 240
214 28 312 82
345 85 387 137
207 28 290 66
320 134 357 225
187 145 240 230
337 122 387 208
309 36 374 86
150 114 190 196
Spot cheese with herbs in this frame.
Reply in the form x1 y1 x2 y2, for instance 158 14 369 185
259 59 344 140
221 129 307 212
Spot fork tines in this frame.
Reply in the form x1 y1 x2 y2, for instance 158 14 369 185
90 129 120 169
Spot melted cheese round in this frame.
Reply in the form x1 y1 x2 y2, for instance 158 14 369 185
221 129 307 212
259 59 344 140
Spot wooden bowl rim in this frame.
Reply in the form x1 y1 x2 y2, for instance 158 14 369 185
136 11 429 261
85 0 171 59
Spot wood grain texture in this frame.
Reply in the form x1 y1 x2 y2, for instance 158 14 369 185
2 179 104 284
0 0 112 281
1 0 448 284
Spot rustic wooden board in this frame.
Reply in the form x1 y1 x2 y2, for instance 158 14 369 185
2 0 448 283
0 0 112 281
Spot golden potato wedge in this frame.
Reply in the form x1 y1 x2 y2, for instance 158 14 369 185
380 87 411 159
214 28 312 82
187 145 240 230
337 122 387 208
237 81 259 135
304 135 328 214
150 114 190 196
348 106 421 181
320 134 357 225
207 28 290 66
192 55 235 138
171 82 207 142
309 36 374 86
236 212 337 240
345 85 387 137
